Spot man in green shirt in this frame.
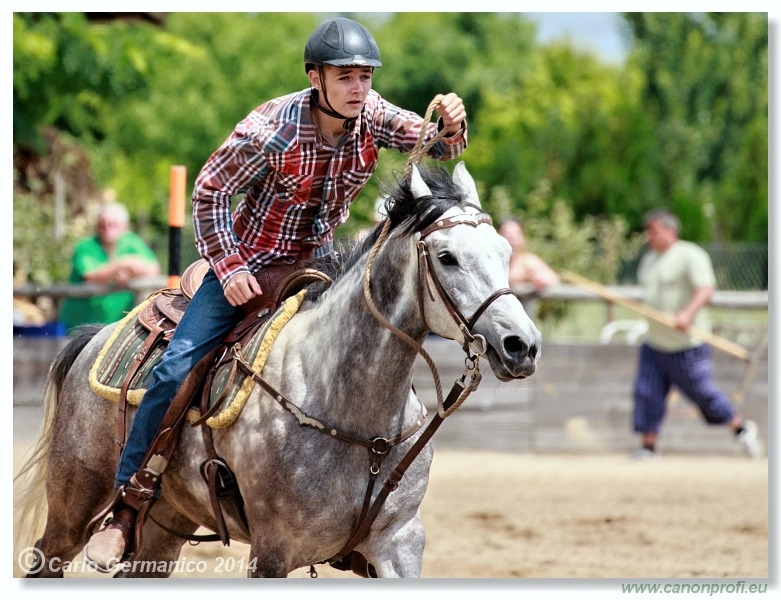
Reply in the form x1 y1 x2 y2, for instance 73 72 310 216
631 209 761 460
59 200 160 331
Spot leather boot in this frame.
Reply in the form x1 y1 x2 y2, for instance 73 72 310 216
83 505 137 572
82 470 159 572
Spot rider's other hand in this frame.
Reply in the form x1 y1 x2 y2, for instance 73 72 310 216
224 272 263 307
436 93 466 135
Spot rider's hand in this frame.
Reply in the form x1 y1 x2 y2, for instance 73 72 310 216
224 272 263 307
436 93 466 135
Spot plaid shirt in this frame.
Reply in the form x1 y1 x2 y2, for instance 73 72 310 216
192 88 467 286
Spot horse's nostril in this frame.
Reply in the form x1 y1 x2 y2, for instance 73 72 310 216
503 335 529 359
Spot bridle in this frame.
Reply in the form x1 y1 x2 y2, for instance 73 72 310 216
316 207 517 572
362 210 515 417
416 212 516 357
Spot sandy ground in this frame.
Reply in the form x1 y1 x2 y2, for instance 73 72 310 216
194 451 770 580
13 430 769 582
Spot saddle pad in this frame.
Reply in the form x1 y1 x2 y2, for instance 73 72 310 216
205 289 305 429
88 289 306 429
88 295 163 406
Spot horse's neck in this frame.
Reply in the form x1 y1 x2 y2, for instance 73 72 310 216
280 240 426 433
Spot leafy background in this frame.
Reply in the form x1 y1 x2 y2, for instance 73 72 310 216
13 12 768 288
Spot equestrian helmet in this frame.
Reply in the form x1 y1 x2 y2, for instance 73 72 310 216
304 17 381 73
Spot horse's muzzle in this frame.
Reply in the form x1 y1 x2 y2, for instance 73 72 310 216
486 334 539 381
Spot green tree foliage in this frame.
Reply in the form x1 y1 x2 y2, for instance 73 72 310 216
622 12 768 242
374 13 536 121
467 42 637 223
14 13 167 151
13 176 80 285
101 13 323 229
13 12 768 287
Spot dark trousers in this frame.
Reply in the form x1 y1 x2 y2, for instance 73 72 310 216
632 343 736 434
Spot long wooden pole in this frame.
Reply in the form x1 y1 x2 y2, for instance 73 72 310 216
168 165 187 289
560 271 751 362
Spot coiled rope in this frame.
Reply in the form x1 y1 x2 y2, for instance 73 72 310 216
362 94 451 413
402 94 447 179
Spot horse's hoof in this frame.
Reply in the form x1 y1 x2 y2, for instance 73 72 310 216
83 524 129 573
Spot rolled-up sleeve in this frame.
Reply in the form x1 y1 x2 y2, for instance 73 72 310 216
368 94 467 160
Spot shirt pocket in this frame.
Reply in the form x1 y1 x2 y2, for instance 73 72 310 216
273 172 314 205
342 141 379 189
342 164 378 190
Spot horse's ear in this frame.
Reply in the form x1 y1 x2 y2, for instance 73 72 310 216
409 164 433 200
453 161 481 208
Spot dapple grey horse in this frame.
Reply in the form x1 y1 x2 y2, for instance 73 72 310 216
14 162 541 578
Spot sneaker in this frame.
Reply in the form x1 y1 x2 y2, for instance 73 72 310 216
737 420 762 458
630 448 661 461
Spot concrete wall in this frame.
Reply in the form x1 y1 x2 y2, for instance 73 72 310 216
13 334 769 456
413 336 768 456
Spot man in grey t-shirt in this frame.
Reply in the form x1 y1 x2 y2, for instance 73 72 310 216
631 210 761 460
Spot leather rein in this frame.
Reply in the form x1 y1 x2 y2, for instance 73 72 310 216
320 210 515 566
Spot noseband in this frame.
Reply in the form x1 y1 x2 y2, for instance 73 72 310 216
416 212 516 355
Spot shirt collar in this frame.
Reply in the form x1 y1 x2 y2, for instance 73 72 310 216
299 88 363 144
298 89 318 144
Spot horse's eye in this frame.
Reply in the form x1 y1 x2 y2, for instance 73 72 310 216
437 251 458 267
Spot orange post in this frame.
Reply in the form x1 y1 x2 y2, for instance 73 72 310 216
168 165 187 288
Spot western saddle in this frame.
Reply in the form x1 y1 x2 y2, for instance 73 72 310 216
85 259 334 567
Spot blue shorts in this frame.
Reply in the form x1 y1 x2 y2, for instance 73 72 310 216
632 343 736 434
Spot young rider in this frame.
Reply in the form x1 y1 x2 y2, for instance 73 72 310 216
84 16 468 569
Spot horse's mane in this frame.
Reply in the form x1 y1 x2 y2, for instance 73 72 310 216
302 164 476 304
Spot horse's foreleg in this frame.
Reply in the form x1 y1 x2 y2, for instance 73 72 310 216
114 499 198 578
247 535 290 577
364 516 425 578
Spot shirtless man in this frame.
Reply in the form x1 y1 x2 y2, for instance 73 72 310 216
498 217 559 290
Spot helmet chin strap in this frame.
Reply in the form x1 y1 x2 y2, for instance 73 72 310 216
313 67 357 130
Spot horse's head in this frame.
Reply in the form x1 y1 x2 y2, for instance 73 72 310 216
389 162 542 381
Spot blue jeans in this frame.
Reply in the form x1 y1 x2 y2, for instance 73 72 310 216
115 269 242 487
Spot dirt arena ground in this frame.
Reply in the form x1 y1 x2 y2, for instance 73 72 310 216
185 451 771 580
13 435 768 581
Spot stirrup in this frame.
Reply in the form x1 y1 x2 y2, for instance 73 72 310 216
84 486 125 547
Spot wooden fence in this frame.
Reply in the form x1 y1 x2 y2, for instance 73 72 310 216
12 279 768 456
